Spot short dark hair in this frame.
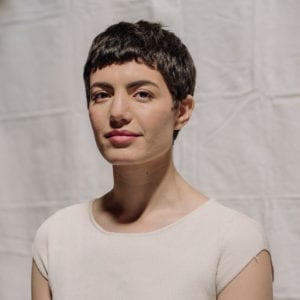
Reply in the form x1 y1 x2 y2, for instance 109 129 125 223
83 20 196 140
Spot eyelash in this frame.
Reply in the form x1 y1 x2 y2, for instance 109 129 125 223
91 92 110 102
134 90 153 102
90 90 154 103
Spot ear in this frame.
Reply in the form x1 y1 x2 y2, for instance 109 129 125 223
174 95 194 130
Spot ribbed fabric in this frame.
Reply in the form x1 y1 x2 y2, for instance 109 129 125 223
32 198 273 299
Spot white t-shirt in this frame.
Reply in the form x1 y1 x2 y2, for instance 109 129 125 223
32 198 273 299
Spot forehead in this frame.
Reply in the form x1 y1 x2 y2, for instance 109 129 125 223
89 60 166 87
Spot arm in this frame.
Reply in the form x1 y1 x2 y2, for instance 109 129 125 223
217 250 273 300
31 259 52 300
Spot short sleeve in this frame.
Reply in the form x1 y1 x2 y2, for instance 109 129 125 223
32 221 49 279
216 211 273 294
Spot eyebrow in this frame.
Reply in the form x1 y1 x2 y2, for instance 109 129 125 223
90 80 159 91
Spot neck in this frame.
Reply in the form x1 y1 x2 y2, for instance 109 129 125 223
103 149 185 222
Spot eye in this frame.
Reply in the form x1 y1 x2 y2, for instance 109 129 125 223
91 91 110 101
134 90 153 102
91 91 110 102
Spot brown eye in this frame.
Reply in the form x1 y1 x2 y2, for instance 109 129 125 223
91 91 110 102
134 91 153 102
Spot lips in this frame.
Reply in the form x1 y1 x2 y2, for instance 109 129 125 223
104 130 140 138
104 130 141 147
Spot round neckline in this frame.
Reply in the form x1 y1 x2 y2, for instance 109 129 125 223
88 197 215 236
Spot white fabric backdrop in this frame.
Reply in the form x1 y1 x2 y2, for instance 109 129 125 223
0 0 299 299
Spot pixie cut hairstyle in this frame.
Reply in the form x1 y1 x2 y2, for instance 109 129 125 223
83 20 196 105
83 20 196 140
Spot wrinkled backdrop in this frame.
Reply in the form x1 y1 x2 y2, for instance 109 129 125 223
0 0 299 299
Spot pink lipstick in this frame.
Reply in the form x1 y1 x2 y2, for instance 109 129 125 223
104 130 140 147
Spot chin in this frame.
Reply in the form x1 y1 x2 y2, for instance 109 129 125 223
99 148 136 164
104 154 148 166
101 147 173 167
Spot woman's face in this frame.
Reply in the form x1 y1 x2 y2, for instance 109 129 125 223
88 60 183 165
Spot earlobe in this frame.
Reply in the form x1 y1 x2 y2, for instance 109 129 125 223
174 95 194 130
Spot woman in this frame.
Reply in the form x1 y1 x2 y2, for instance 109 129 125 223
31 20 274 299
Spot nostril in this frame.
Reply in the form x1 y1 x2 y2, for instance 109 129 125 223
110 117 130 128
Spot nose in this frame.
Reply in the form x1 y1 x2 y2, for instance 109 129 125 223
109 92 132 128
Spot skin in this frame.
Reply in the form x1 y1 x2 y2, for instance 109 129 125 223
31 260 52 300
31 60 273 299
88 61 205 226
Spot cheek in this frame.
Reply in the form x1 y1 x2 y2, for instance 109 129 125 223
89 109 107 153
142 109 175 138
89 109 104 132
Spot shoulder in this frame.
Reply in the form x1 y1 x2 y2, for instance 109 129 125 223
191 199 264 240
210 200 273 294
209 199 266 236
37 200 90 230
210 199 270 257
33 200 91 245
31 200 92 278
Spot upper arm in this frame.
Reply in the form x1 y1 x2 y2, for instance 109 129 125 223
217 250 273 300
31 259 52 300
